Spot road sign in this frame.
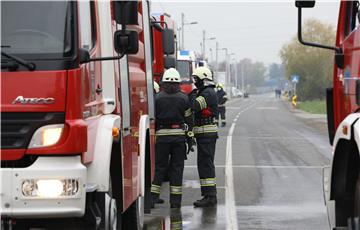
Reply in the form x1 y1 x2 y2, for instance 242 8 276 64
292 95 297 107
291 75 299 83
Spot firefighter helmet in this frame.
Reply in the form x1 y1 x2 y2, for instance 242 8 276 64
162 68 181 83
216 83 224 89
192 67 213 81
154 81 160 93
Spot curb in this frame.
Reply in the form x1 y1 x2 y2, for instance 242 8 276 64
281 98 327 123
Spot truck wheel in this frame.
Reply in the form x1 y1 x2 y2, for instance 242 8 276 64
121 196 144 230
108 142 123 230
104 179 120 230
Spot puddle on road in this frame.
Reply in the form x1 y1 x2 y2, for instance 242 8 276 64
236 204 329 229
144 205 227 230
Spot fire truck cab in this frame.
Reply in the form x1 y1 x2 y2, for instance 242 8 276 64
177 50 197 94
151 13 177 84
296 1 360 228
1 1 158 229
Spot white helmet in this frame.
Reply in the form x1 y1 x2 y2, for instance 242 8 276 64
153 81 160 93
162 68 181 83
192 67 213 81
216 83 224 89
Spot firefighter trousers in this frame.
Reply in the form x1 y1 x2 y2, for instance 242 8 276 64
151 140 186 205
218 106 226 121
196 137 217 196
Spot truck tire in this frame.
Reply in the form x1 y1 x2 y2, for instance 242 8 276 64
121 196 144 230
108 142 124 230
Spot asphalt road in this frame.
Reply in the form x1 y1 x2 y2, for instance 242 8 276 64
144 94 332 230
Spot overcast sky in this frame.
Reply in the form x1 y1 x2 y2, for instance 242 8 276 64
151 1 340 65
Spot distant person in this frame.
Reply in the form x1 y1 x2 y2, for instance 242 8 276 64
215 83 228 127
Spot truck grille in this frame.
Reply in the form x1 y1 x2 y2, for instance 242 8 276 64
1 112 65 149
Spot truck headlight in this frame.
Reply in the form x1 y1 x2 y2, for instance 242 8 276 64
21 179 79 198
28 124 64 148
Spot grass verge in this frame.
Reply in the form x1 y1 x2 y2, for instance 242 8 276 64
297 100 326 114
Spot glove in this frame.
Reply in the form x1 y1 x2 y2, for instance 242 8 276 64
186 131 196 154
187 131 194 138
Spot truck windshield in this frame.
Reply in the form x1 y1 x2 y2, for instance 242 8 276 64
177 60 192 81
1 1 74 58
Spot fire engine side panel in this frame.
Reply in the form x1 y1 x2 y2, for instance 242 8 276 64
152 27 164 82
141 0 156 187
128 5 147 204
97 1 116 115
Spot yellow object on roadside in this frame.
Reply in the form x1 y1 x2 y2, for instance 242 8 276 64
292 95 297 107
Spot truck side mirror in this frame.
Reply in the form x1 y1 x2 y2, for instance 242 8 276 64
79 48 90 64
164 56 176 69
113 1 138 25
114 30 139 54
295 0 343 68
162 29 175 55
295 1 315 8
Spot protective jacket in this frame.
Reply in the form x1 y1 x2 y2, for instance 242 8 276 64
216 87 227 107
151 88 193 206
189 85 218 138
155 90 193 142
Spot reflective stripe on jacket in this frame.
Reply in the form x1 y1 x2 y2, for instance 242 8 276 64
193 124 218 135
156 128 185 136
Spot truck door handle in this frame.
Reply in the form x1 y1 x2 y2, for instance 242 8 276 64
96 87 102 94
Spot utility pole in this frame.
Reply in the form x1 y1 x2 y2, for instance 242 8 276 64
209 48 213 63
215 41 219 75
241 64 245 92
181 13 184 50
202 30 206 59
233 60 238 89
223 48 230 99
179 13 197 51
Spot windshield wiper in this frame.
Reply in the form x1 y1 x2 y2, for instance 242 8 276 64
1 61 19 71
1 51 36 71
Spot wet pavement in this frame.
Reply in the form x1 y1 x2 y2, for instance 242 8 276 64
144 94 332 230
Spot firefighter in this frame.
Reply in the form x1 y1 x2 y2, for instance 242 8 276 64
215 83 227 127
151 68 193 209
189 66 218 207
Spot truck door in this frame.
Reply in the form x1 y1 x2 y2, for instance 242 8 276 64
338 1 360 121
142 0 155 120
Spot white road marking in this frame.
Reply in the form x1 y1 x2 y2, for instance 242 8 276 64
256 107 279 110
225 123 238 230
225 102 259 230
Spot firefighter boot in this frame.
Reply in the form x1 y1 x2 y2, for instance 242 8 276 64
221 121 226 127
151 193 164 208
193 196 217 207
170 203 181 209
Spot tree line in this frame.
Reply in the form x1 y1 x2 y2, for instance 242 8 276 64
280 19 335 101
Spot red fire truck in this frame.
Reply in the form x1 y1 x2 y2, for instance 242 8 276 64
151 13 177 84
0 1 169 229
296 1 360 228
177 50 197 94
